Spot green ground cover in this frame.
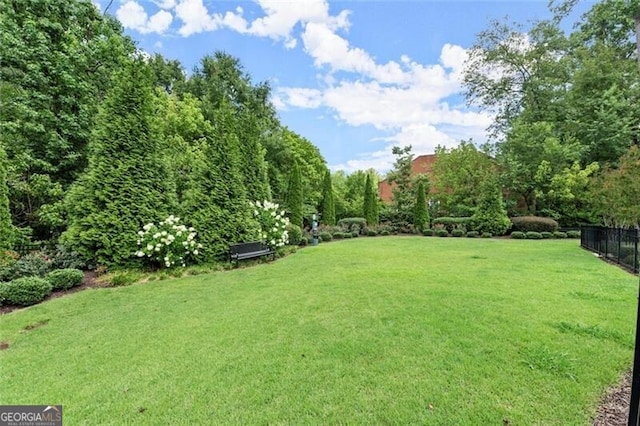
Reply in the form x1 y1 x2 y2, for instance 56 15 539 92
0 238 636 424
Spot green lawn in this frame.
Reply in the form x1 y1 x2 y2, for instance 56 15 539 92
0 237 637 424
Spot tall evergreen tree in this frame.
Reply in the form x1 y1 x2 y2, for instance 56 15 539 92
181 100 257 260
62 59 175 266
287 160 304 228
0 144 13 250
363 173 378 226
471 178 511 236
321 171 336 226
388 145 415 225
413 181 429 232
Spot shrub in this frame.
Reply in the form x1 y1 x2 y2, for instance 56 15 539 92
46 268 84 291
451 229 465 237
466 231 479 238
47 245 86 270
351 231 359 238
510 216 559 233
526 231 543 239
380 230 390 236
436 229 449 237
367 229 377 237
0 277 52 306
423 229 434 236
253 201 290 249
286 224 303 246
319 232 333 242
541 232 553 239
332 232 344 240
432 217 472 233
511 231 525 239
553 231 567 239
481 232 493 238
135 215 202 268
343 232 353 239
567 230 581 239
471 179 511 236
338 218 366 234
298 237 308 247
0 251 52 281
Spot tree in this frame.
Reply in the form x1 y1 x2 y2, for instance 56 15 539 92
320 171 336 226
471 178 511 236
590 145 640 227
186 52 273 202
0 0 135 240
0 144 13 250
62 59 175 266
363 173 378 226
413 181 429 232
181 99 257 261
431 140 496 217
287 160 303 228
387 145 414 225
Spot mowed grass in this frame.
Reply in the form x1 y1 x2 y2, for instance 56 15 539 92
0 238 637 425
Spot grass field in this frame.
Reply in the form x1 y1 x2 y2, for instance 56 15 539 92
0 237 637 424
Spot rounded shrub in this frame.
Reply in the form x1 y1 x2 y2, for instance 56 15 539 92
0 277 53 306
380 230 390 236
286 224 303 246
540 232 553 239
553 231 567 239
367 229 377 237
337 218 366 234
510 231 525 239
481 232 493 238
332 232 344 240
436 229 449 237
432 217 472 233
422 229 434 236
351 231 359 238
510 216 559 233
319 232 332 242
1 251 52 281
466 231 479 238
567 230 581 239
343 232 353 239
298 237 308 247
526 231 543 239
46 268 84 291
451 229 465 237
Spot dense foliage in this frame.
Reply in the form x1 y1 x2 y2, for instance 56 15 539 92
321 171 336 226
0 144 13 250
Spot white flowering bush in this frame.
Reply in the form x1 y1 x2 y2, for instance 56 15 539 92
253 200 290 249
134 215 202 268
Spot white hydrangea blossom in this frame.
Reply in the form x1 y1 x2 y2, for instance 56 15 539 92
252 200 290 249
134 215 202 268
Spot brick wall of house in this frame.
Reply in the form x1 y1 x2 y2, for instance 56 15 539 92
378 154 437 203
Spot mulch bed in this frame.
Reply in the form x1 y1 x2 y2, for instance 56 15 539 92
592 371 631 425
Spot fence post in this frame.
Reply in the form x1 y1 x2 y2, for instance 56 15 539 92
618 227 623 265
635 229 639 274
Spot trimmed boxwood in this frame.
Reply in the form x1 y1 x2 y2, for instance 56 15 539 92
432 217 472 233
510 216 559 233
481 232 493 238
436 229 449 237
511 231 525 239
46 268 84 291
553 231 567 239
380 230 391 236
337 217 366 233
451 229 465 237
466 231 479 238
422 229 434 236
319 232 332 242
366 229 377 237
0 277 53 306
540 232 553 239
332 232 344 240
351 231 359 238
567 230 581 239
526 231 543 239
286 224 303 246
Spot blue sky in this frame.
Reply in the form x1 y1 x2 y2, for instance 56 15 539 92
98 0 595 173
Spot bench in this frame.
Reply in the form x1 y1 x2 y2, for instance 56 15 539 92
229 241 275 266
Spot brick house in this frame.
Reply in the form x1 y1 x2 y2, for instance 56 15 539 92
378 154 437 203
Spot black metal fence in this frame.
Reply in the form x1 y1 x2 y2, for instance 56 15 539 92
581 225 639 274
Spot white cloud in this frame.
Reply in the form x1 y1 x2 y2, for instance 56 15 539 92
116 1 173 34
153 0 176 9
175 0 218 36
